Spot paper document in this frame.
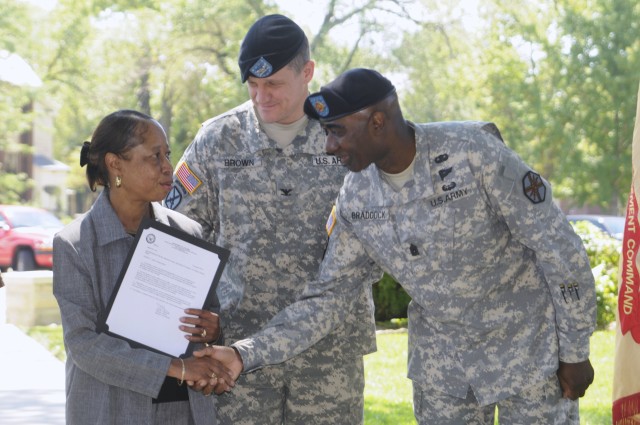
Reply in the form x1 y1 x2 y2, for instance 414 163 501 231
101 218 229 357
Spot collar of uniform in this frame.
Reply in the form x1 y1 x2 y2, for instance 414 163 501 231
246 103 327 156
259 112 308 149
403 122 435 203
365 122 434 206
242 104 280 154
282 119 326 155
359 162 386 206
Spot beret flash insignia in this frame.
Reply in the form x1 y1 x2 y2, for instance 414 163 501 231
309 95 330 117
250 57 273 78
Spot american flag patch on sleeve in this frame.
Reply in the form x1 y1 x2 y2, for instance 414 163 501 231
176 162 202 194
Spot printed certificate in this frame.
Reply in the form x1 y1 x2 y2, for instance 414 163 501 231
99 217 229 357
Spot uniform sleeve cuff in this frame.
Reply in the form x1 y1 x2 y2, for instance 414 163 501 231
557 329 592 363
232 339 262 373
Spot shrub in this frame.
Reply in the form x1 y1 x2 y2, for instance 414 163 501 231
570 221 621 329
372 273 411 322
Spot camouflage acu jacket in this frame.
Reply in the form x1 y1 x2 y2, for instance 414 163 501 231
235 121 596 405
166 100 377 357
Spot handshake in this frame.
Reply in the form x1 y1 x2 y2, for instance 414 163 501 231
182 346 244 396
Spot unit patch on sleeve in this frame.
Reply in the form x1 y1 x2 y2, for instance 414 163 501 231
176 161 202 194
522 171 546 204
164 185 183 210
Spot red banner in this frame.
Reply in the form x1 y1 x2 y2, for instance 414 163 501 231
613 82 640 425
619 184 640 343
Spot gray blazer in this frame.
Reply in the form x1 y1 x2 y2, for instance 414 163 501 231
53 191 217 424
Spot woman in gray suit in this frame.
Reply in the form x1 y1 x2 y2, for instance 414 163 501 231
53 110 232 424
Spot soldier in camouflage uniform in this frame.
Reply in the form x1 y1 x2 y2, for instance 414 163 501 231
200 68 597 424
165 16 378 425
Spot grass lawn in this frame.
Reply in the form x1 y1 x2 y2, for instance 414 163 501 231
364 329 614 424
364 330 416 424
29 324 614 423
27 323 66 361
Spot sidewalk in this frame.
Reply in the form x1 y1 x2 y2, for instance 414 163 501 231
0 288 66 425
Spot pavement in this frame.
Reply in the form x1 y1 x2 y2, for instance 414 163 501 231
0 287 66 425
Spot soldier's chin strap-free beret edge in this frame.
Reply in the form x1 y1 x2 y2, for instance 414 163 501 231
304 68 396 122
238 14 306 83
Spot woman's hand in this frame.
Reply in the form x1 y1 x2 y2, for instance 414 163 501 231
189 346 243 395
179 308 220 345
168 356 235 396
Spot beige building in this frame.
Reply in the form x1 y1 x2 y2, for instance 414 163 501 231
0 50 69 213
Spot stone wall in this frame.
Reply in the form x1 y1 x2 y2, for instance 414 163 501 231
1 271 60 327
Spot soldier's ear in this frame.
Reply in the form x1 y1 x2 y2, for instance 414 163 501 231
370 111 385 132
302 60 315 84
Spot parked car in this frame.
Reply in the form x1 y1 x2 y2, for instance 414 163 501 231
567 214 625 240
0 205 64 271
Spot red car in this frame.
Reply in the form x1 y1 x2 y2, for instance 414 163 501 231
0 205 64 271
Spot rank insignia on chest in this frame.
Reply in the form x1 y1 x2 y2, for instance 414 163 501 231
326 205 337 236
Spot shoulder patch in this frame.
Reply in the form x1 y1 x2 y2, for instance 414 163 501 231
522 171 546 204
164 185 183 210
176 162 202 194
325 205 337 236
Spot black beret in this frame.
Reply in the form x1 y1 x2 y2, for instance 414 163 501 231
304 68 396 122
238 14 306 83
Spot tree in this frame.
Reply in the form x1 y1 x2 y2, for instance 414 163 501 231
397 0 639 213
0 1 41 203
554 0 640 212
393 1 482 123
13 0 637 214
478 0 640 213
36 0 424 169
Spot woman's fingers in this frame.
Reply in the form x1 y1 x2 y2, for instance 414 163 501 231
179 309 220 342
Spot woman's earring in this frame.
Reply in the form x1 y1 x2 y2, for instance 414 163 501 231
115 176 122 188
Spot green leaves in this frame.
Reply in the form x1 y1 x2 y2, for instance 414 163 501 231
3 0 638 213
